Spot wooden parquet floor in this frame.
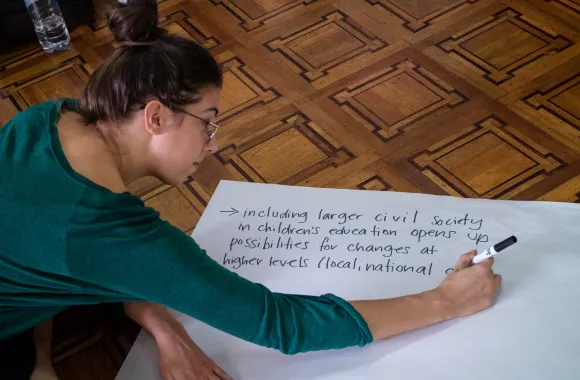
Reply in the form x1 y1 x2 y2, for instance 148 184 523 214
1 0 579 378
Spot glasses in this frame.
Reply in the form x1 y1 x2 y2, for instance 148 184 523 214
173 106 219 143
139 104 219 143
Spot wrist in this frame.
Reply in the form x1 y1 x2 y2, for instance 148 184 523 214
124 302 184 341
351 289 457 341
150 319 184 347
426 288 457 322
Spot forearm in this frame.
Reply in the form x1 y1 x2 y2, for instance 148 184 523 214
350 289 453 340
123 302 186 341
122 294 449 353
122 294 449 352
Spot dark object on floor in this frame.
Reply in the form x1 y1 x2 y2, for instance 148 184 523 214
0 328 36 380
0 0 96 48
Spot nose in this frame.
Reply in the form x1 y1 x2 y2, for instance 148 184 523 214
204 138 218 154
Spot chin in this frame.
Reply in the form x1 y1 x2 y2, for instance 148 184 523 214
176 171 196 185
153 165 198 186
154 173 186 187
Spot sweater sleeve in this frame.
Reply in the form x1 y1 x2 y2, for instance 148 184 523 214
65 189 373 355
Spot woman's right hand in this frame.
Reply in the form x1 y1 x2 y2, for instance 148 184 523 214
434 250 502 319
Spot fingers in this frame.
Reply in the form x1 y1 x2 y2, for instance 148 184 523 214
214 366 233 380
494 274 502 289
453 250 477 271
160 367 174 380
477 256 494 269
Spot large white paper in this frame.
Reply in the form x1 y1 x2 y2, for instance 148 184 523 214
116 180 580 380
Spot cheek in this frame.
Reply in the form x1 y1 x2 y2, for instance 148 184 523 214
151 129 205 175
173 131 204 161
151 134 188 166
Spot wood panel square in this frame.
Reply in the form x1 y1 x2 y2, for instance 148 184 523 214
515 72 580 156
0 98 19 126
413 116 565 198
126 176 165 198
392 0 464 19
357 175 391 191
0 45 43 72
436 132 536 194
545 0 580 16
210 0 316 31
160 10 220 49
537 176 580 203
143 186 203 232
1 57 89 109
549 83 580 120
216 112 355 185
221 71 260 112
265 11 389 87
522 72 580 131
241 128 327 182
308 158 421 193
497 53 580 157
354 73 443 126
17 68 87 106
366 0 479 32
330 59 467 142
436 8 573 85
286 23 365 68
214 51 281 121
459 22 548 70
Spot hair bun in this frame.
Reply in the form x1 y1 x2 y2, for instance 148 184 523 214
108 0 161 43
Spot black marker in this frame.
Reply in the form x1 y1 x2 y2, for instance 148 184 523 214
472 236 517 264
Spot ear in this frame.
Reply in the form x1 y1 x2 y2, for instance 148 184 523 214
142 101 167 136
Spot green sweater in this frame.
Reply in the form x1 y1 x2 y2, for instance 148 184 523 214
0 99 372 354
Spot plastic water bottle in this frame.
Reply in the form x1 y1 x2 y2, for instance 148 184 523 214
24 0 70 53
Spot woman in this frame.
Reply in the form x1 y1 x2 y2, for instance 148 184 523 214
0 0 502 379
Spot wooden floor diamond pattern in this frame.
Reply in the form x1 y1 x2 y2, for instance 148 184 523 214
435 8 574 85
366 0 481 32
412 115 565 198
265 10 388 83
330 58 468 141
0 0 579 378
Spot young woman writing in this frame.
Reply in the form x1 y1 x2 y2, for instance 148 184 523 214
0 1 501 379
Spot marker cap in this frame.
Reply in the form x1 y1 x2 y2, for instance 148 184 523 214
493 236 517 252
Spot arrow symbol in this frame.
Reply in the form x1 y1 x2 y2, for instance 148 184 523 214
220 207 239 217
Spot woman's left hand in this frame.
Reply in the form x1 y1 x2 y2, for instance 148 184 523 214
123 302 232 380
155 323 232 380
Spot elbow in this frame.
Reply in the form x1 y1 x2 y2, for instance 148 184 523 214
267 333 302 355
276 342 302 356
269 327 330 355
265 327 306 356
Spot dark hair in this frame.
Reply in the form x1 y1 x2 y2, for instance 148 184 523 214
77 0 222 124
